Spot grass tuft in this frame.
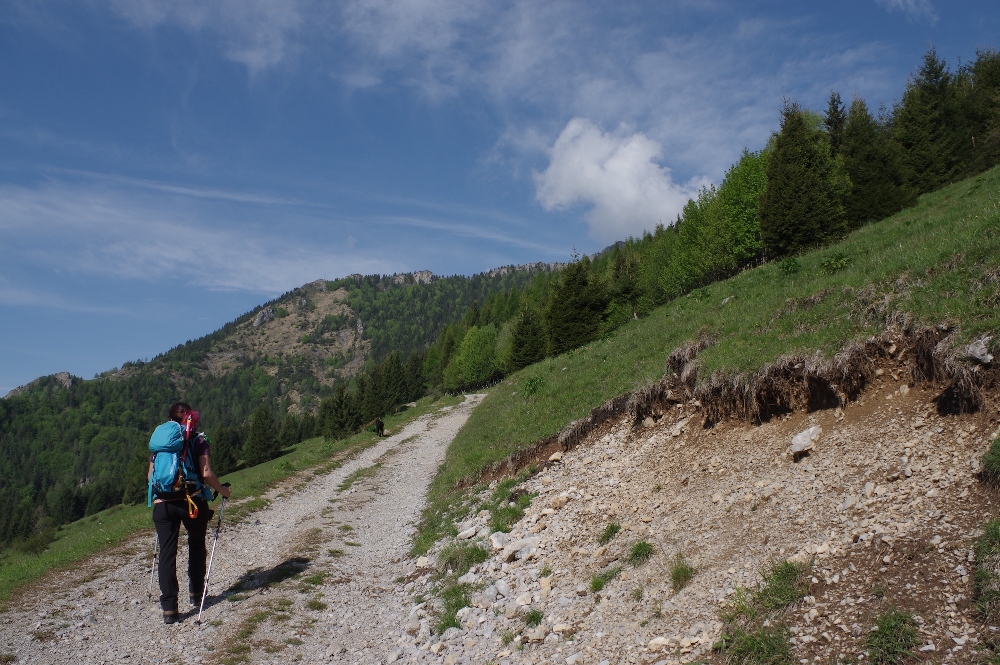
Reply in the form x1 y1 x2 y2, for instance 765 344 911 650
590 566 622 593
716 558 810 664
670 554 695 592
975 519 1000 619
628 541 655 566
524 609 544 627
982 438 1000 486
866 609 919 664
714 624 792 665
437 541 491 576
597 522 621 545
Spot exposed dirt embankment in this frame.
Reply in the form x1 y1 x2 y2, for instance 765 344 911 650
400 338 1000 665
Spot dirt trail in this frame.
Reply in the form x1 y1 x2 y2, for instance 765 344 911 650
0 394 484 665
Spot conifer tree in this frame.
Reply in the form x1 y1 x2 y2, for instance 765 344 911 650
547 259 608 356
893 48 967 193
278 413 300 448
243 406 279 466
841 97 914 227
824 91 847 155
208 426 239 476
759 103 848 257
963 49 1000 173
508 304 547 372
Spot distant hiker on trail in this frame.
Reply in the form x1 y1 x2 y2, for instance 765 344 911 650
375 417 385 437
148 402 231 624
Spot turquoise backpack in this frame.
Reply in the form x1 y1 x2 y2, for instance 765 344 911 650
147 421 207 507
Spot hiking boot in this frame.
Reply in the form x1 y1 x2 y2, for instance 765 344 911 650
163 609 179 625
190 593 201 607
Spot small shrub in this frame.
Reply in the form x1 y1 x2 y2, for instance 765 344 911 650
590 566 622 593
866 609 918 664
285 638 304 645
306 599 327 611
524 609 544 627
670 554 695 592
630 587 644 601
328 548 345 557
778 256 800 275
628 541 655 566
598 522 621 545
522 376 545 397
820 251 850 274
500 628 516 645
539 565 552 578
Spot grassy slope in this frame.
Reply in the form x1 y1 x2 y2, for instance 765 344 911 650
416 166 1000 552
0 395 461 604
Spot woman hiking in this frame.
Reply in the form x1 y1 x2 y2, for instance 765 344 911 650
148 402 232 624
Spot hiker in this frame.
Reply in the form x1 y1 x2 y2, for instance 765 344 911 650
375 417 384 437
148 402 231 624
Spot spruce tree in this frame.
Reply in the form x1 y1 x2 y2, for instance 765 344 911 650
209 426 239 476
508 304 547 372
841 97 914 227
546 259 608 356
278 413 300 448
759 103 847 257
243 406 279 466
824 91 847 156
893 48 966 193
964 49 1000 173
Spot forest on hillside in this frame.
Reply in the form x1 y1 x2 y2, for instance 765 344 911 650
1 47 998 552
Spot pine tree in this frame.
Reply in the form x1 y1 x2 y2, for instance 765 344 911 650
840 97 914 227
759 103 848 257
243 406 279 466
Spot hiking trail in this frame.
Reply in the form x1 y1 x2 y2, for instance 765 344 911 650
0 394 485 665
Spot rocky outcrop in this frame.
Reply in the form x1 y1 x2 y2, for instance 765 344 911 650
253 305 275 327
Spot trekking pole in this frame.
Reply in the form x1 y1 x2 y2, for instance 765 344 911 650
147 534 159 600
196 484 230 625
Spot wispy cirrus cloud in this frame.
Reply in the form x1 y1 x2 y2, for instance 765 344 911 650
875 0 937 23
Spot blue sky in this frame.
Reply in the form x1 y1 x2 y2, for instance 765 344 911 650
0 0 997 395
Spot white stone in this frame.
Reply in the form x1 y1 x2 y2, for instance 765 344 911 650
790 426 822 454
648 636 671 650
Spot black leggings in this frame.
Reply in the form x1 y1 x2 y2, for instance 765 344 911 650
152 499 211 612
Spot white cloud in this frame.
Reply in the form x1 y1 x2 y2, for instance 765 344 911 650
875 0 937 23
534 118 709 242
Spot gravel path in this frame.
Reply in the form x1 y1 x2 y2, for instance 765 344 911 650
0 394 484 665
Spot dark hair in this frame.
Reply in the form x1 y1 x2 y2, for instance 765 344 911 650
169 402 193 423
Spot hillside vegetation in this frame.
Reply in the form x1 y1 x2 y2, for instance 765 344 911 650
416 164 1000 552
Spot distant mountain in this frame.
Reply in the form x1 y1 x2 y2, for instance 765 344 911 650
0 264 561 548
